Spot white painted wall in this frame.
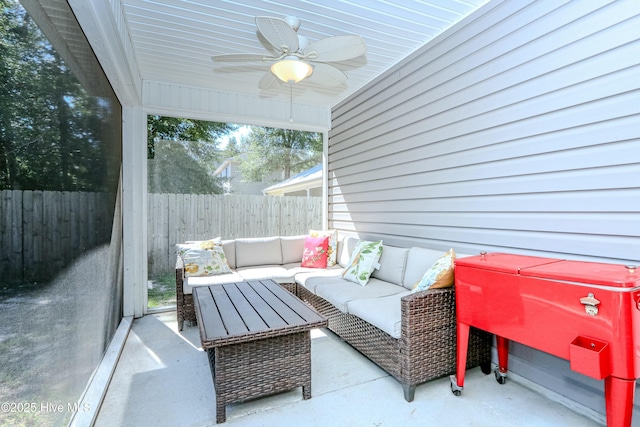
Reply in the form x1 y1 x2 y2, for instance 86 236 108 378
329 0 640 418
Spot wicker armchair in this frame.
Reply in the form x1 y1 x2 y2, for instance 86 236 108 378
296 284 492 401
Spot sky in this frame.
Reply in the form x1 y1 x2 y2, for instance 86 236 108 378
218 125 251 149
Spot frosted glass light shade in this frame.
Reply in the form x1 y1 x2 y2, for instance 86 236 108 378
271 59 313 83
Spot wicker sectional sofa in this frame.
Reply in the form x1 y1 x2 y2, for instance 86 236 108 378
175 234 491 401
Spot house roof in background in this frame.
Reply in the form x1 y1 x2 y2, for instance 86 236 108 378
213 157 240 176
263 163 322 195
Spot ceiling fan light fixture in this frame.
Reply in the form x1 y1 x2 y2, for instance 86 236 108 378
271 57 313 83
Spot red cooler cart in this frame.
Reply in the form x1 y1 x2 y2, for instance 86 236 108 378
451 252 639 427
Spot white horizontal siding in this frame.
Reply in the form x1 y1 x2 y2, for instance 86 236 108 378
329 0 639 262
329 0 640 417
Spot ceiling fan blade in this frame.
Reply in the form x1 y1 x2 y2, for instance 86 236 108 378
259 72 282 90
305 35 366 62
308 63 347 87
212 53 273 63
255 16 299 54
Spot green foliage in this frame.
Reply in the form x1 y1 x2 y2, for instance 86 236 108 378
147 139 225 194
222 134 242 159
0 0 120 191
147 115 236 159
241 127 322 182
146 115 238 194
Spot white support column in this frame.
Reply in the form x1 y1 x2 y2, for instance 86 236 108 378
122 106 147 318
322 131 329 229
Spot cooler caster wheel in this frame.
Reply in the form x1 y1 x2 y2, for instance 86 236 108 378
494 368 507 384
449 375 463 396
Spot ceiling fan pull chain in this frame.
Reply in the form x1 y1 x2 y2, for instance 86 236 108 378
289 82 294 122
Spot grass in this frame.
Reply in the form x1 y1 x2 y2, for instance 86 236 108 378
147 272 177 309
0 281 87 427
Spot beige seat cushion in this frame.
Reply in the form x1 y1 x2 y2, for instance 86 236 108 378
236 265 291 283
295 268 345 294
183 273 243 295
347 291 410 339
315 278 406 313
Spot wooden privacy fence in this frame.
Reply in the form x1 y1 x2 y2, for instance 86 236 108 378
148 193 322 275
1 190 115 282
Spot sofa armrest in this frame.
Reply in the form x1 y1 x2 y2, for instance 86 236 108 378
175 257 186 328
400 287 455 333
399 288 457 386
175 255 185 285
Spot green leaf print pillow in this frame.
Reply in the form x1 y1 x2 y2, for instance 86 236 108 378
341 240 383 286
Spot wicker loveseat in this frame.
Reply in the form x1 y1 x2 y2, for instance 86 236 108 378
175 235 491 401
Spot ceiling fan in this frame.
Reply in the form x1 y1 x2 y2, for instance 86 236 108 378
211 16 366 89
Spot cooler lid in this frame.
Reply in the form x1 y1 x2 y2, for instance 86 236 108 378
520 260 640 288
455 252 562 274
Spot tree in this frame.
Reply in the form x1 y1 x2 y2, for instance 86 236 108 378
0 0 120 192
146 116 238 193
222 134 242 159
148 140 223 193
147 115 236 159
241 127 322 183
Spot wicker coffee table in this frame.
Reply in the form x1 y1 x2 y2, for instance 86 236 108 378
192 279 327 423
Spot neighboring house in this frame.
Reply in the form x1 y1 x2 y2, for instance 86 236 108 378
262 164 322 197
214 156 274 195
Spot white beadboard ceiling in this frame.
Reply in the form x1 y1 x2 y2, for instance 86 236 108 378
120 0 487 108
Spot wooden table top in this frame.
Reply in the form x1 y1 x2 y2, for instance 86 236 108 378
193 280 327 349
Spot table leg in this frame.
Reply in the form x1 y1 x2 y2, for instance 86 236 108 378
605 376 635 427
303 331 311 400
208 348 226 423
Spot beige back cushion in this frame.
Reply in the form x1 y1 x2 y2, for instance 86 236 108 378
235 237 283 267
281 235 306 264
371 245 409 285
221 240 236 269
402 247 452 290
338 236 360 267
402 247 475 290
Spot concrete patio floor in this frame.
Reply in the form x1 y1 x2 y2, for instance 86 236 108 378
94 311 610 427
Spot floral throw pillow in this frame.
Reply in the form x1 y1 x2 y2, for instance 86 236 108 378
176 243 231 277
309 229 338 266
412 248 456 293
301 236 329 268
184 238 222 250
341 240 383 286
